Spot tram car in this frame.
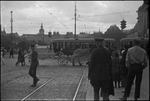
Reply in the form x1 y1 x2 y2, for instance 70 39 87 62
52 38 116 66
52 38 116 55
120 37 149 49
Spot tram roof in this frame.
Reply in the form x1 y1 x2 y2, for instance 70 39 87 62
53 38 115 42
120 37 149 42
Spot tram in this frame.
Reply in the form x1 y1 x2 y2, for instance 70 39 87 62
52 38 116 55
120 37 149 49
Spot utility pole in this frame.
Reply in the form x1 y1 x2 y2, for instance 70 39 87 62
74 1 77 39
10 11 13 34
10 11 13 48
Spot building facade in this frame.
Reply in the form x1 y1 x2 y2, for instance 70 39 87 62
127 1 149 38
21 23 52 45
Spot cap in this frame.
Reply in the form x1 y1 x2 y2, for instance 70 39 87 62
94 38 104 42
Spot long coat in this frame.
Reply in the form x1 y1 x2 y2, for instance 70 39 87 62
88 46 114 96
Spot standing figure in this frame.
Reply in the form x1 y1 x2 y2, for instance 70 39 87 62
119 37 148 101
112 52 121 88
28 44 39 87
2 48 5 57
1 50 5 65
120 45 129 88
9 48 14 58
16 49 25 66
88 38 113 101
21 49 25 66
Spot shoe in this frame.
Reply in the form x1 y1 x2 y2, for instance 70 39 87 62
119 97 127 101
30 84 36 87
36 78 39 82
34 78 39 85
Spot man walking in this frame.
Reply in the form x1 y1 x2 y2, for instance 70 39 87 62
119 37 148 101
29 44 39 87
88 38 113 101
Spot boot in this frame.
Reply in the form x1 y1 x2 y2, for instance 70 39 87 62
30 78 39 87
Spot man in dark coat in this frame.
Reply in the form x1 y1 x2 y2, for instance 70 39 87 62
29 44 39 87
88 38 114 101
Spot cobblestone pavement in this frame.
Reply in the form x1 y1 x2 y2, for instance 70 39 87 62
1 56 149 101
1 56 89 101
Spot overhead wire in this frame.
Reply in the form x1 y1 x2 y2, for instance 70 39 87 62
34 1 70 30
78 9 137 18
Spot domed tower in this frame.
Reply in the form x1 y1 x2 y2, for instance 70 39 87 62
39 23 44 35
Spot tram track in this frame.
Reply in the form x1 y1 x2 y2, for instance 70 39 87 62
73 68 86 101
1 66 64 85
21 70 66 101
20 67 86 101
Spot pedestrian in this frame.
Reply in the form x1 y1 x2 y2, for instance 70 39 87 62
28 44 39 87
9 48 14 58
119 37 148 101
120 45 129 88
2 47 5 57
16 49 25 66
88 38 114 101
1 49 5 65
112 52 121 88
21 49 25 66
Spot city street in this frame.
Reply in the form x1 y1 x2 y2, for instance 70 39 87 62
1 55 149 100
1 1 149 101
1 55 89 101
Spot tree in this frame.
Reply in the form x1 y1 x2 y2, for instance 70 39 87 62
48 31 52 37
53 31 60 38
66 32 73 38
92 31 103 38
17 40 30 50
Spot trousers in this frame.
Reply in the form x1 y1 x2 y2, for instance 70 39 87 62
90 79 109 101
29 62 38 84
124 63 143 98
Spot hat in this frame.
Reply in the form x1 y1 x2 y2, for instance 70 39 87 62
134 37 141 42
94 38 104 42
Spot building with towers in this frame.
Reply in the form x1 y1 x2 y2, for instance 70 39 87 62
39 23 44 35
21 23 51 45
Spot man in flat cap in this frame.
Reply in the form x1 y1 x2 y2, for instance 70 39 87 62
119 37 148 101
88 38 113 100
29 44 39 87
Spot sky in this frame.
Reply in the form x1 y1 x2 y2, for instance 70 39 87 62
1 1 143 36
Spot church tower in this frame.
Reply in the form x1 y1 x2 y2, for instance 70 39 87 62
39 23 44 35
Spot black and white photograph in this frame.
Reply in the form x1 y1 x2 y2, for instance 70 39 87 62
1 0 149 101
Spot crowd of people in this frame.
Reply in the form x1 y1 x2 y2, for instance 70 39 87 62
88 37 148 101
1 37 149 100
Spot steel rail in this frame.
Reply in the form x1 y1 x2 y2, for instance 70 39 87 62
72 68 86 101
21 70 65 101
